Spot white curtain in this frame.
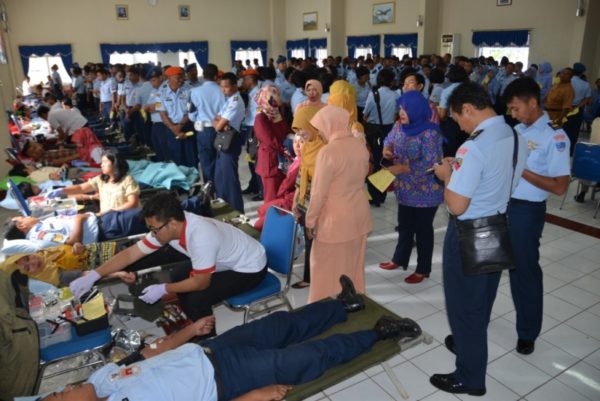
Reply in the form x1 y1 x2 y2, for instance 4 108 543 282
314 48 328 66
291 49 306 59
391 47 412 59
353 47 372 59
27 56 72 85
235 49 263 67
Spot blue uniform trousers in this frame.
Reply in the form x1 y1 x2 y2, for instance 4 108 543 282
508 198 546 342
101 101 112 121
215 134 244 213
151 122 169 162
203 300 378 401
124 110 144 144
196 127 217 182
165 122 198 168
443 219 501 389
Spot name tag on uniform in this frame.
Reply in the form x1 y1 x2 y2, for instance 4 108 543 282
110 366 141 382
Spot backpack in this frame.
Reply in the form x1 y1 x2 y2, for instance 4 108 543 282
0 270 40 401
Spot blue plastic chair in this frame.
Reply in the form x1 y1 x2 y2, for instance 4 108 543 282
7 178 32 216
36 326 112 392
560 142 600 217
225 206 297 322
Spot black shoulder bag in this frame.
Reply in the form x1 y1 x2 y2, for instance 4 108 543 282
455 128 518 275
213 127 239 152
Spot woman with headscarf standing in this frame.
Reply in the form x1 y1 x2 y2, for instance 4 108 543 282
305 105 372 302
296 79 326 111
290 104 325 289
378 91 443 284
254 85 290 202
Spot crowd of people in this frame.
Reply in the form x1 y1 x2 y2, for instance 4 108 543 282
4 49 600 399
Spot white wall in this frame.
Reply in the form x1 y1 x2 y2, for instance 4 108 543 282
6 0 272 74
438 0 586 70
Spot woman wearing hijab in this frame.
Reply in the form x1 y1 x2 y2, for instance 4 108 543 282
254 85 290 202
327 80 365 139
305 105 372 302
297 79 326 111
378 91 443 284
290 104 325 289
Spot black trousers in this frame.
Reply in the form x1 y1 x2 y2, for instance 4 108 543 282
170 264 267 320
392 204 438 275
562 108 584 156
364 122 393 205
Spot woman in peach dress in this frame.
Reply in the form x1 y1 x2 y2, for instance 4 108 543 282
305 105 372 303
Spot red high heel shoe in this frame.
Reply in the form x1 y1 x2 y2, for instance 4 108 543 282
404 272 429 284
379 261 399 270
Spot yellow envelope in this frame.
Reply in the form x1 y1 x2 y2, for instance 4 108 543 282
368 169 396 193
82 293 106 320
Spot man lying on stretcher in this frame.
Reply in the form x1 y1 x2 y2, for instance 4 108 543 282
39 276 421 401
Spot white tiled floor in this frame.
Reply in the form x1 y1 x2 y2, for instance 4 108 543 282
104 179 600 401
12 160 599 399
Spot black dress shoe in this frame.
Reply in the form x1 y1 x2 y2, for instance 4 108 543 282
430 373 486 396
374 316 422 340
516 339 535 355
574 192 585 203
444 334 456 355
337 275 364 312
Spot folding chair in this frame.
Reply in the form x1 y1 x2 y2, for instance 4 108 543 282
225 206 296 322
35 326 112 393
7 178 32 216
559 142 600 218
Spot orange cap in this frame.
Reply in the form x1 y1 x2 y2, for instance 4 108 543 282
165 66 184 76
242 69 259 76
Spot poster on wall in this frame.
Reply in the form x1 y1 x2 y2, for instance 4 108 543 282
179 5 190 20
116 4 129 20
303 12 318 31
372 2 395 25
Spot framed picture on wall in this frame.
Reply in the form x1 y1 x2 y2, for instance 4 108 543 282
497 0 512 6
373 2 395 25
116 5 128 20
303 12 318 31
179 5 190 20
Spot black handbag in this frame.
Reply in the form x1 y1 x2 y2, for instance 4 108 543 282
246 126 258 159
213 128 238 152
454 128 518 276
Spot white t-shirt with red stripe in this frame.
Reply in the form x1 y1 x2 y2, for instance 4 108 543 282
137 211 266 274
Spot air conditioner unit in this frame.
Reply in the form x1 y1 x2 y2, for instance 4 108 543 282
440 33 460 57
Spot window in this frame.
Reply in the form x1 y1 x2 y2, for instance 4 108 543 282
477 47 529 69
234 49 263 67
27 56 72 86
108 51 202 72
353 47 373 59
390 47 412 59
314 48 328 66
290 49 306 59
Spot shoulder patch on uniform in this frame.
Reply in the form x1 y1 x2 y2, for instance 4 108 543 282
231 95 240 101
555 142 567 152
456 147 468 156
528 140 538 150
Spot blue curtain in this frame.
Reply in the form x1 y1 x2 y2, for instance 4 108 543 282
383 34 418 58
286 39 309 59
472 30 529 47
346 35 381 57
19 44 73 75
230 40 268 67
99 42 209 67
308 38 327 58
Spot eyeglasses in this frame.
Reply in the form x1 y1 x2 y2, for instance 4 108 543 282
147 221 169 235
